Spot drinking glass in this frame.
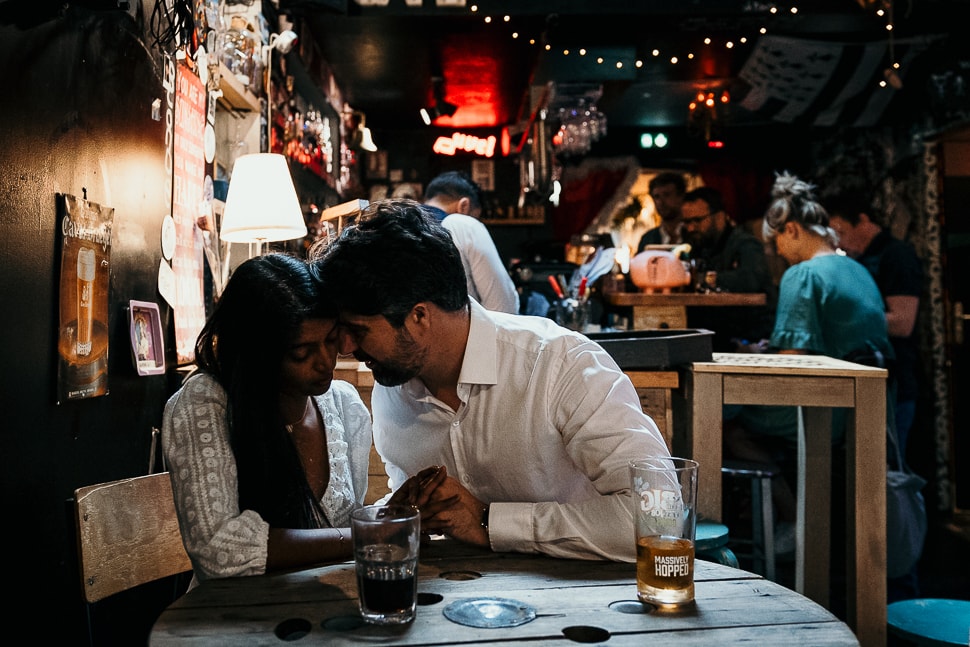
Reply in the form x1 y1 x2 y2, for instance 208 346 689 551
555 298 590 332
351 504 420 625
630 457 699 607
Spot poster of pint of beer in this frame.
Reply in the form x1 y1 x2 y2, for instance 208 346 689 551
129 300 165 376
171 60 207 365
56 193 113 403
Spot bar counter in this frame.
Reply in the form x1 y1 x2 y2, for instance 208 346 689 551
603 290 767 330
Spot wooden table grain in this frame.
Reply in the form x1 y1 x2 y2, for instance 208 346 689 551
680 352 888 647
150 540 859 646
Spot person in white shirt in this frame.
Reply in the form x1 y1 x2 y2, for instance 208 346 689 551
423 171 520 315
310 199 671 562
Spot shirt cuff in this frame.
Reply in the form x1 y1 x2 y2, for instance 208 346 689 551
484 502 538 554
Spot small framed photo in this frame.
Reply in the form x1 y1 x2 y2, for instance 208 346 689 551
471 159 495 191
129 300 165 376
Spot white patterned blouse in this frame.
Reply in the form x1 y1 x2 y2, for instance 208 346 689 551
162 372 372 582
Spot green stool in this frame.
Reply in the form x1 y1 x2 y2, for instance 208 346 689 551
695 521 739 569
887 598 970 646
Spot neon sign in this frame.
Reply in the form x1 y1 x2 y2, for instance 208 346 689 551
432 132 497 158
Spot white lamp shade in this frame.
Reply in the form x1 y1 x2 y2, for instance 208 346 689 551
221 153 307 243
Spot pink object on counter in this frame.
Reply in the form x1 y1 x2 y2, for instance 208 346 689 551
628 251 691 293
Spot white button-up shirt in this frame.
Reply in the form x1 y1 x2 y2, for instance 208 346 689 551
373 300 669 562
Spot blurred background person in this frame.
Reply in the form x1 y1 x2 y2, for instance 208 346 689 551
679 186 775 351
635 171 687 251
824 191 923 456
724 173 893 568
424 170 520 314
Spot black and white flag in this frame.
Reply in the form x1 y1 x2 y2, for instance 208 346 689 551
738 34 939 127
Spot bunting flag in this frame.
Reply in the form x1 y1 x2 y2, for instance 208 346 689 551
737 34 939 128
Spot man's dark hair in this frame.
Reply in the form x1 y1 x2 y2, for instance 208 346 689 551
423 170 484 213
683 186 725 214
648 171 686 196
310 199 469 327
821 190 879 227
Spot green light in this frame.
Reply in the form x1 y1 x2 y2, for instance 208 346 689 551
640 132 669 149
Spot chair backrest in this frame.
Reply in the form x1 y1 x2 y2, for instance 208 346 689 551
74 472 192 604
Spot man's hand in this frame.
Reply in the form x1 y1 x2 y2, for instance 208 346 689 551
420 476 490 547
387 466 458 520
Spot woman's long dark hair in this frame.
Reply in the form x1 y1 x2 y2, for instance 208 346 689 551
194 253 337 528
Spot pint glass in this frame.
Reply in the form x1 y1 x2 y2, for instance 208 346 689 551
630 457 699 607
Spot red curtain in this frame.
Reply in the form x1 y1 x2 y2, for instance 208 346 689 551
551 163 632 242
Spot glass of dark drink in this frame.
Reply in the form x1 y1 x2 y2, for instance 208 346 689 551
351 504 420 625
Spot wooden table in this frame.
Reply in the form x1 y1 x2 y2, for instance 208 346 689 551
150 539 859 646
680 353 887 647
604 290 767 330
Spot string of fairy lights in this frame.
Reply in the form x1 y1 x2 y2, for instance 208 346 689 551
466 2 901 91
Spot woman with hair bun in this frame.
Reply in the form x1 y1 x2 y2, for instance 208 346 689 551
725 172 893 558
762 171 890 365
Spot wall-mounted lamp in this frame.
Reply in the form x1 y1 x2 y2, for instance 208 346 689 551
221 153 307 257
419 98 459 125
345 109 378 152
419 76 458 125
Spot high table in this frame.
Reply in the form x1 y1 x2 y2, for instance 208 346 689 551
604 290 767 330
680 352 888 647
150 539 859 646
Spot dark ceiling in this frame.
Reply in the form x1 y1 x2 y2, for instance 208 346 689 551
283 0 968 141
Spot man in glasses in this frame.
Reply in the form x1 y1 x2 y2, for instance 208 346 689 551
681 186 775 351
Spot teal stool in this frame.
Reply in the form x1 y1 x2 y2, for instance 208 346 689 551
887 598 970 646
695 521 739 569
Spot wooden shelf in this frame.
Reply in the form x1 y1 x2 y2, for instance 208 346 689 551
216 62 260 112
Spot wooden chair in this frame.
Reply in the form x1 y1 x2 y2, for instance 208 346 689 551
74 472 193 645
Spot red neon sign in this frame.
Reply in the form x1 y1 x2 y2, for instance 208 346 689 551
432 132 497 158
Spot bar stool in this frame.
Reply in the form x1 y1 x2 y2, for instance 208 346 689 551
887 598 970 646
721 459 777 581
695 520 739 569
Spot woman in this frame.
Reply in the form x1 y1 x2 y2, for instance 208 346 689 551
162 253 373 582
725 172 893 553
764 172 892 365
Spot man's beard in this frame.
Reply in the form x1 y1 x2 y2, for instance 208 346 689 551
355 328 426 387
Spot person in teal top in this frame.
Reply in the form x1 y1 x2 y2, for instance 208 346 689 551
725 172 893 555
771 255 890 361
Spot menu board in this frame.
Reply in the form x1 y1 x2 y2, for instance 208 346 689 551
171 61 207 365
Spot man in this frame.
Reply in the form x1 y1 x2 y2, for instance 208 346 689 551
636 171 687 252
423 171 520 314
311 199 670 562
680 186 775 351
825 191 923 453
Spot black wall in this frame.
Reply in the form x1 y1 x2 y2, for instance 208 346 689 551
0 3 178 642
